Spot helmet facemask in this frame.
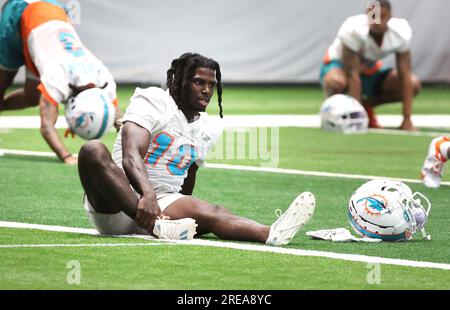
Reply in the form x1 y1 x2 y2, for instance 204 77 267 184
406 192 432 239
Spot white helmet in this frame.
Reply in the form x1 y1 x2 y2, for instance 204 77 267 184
320 94 368 134
354 179 413 198
348 179 431 241
65 88 115 140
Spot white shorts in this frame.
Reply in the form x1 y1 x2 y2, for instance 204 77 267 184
83 192 185 235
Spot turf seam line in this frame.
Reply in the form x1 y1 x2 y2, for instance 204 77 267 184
1 221 449 271
1 148 449 186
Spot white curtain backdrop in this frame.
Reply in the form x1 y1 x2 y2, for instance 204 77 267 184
3 0 449 83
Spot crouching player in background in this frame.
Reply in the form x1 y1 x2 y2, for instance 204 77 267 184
78 53 315 245
0 0 122 164
320 0 421 131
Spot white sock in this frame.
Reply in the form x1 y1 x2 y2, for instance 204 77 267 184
440 141 450 160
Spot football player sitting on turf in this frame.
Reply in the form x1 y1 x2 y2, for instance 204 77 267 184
421 136 450 188
77 53 315 245
0 0 122 164
320 0 421 131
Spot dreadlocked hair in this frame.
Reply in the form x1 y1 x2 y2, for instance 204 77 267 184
166 53 223 118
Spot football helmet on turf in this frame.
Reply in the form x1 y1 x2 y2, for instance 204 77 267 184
319 94 368 134
348 179 431 241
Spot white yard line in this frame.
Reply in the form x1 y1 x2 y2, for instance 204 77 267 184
0 242 164 248
1 148 449 187
0 220 97 234
0 149 59 158
368 128 450 137
0 116 70 129
173 239 450 271
0 221 449 271
0 115 449 132
205 163 450 187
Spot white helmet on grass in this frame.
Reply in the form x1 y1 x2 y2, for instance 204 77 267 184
320 94 368 134
65 88 115 140
348 179 431 241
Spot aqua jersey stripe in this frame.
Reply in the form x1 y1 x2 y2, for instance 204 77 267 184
94 94 109 139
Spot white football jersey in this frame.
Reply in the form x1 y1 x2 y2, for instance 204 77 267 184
112 87 223 195
27 20 117 106
325 14 412 72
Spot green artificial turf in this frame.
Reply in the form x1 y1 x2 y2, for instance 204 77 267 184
1 85 449 116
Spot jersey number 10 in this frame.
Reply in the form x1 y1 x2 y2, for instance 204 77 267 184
145 132 198 176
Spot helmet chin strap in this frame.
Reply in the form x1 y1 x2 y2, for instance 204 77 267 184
68 82 108 99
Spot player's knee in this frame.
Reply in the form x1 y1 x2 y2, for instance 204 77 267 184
412 77 422 96
24 91 40 107
79 140 109 165
324 76 347 95
207 204 234 224
196 202 229 223
210 204 226 215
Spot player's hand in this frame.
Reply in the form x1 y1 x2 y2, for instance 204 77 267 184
63 155 78 165
136 193 169 233
114 118 122 132
399 117 417 131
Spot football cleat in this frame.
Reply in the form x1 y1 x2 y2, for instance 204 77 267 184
363 103 383 129
153 218 197 240
421 136 449 188
266 192 315 246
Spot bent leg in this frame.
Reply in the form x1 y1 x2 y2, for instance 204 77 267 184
0 69 17 110
164 196 270 243
1 77 41 111
322 67 347 97
78 140 139 219
367 70 421 106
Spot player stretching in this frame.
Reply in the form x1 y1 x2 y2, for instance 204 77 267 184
77 53 315 245
0 0 121 164
320 0 421 130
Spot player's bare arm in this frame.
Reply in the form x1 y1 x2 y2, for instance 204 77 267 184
113 104 123 130
121 121 167 230
342 44 361 102
180 163 199 196
39 97 77 165
396 50 416 131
